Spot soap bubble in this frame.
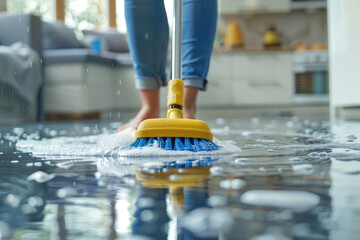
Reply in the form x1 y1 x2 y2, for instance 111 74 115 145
5 194 21 208
234 158 250 164
289 157 302 162
137 197 156 209
28 196 44 207
181 208 233 237
57 187 78 198
27 171 55 183
207 196 227 207
140 210 155 222
210 166 224 176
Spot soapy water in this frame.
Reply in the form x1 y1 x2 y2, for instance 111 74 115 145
3 117 360 239
16 127 241 158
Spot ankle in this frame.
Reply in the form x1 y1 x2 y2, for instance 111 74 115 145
183 105 196 119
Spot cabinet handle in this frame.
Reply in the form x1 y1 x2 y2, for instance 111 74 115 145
247 80 280 87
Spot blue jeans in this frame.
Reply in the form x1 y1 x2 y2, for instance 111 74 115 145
125 0 217 91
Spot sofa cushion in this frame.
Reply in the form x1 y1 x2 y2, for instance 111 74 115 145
43 21 83 49
42 48 119 66
82 29 129 53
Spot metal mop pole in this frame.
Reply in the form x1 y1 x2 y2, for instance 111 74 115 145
171 0 182 80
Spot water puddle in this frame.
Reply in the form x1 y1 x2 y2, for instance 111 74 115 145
1 117 360 239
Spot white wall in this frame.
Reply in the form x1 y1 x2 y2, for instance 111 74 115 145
329 0 360 109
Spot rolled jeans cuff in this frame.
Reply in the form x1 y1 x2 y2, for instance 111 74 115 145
135 76 167 90
183 78 208 91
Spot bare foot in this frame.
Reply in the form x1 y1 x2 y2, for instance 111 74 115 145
183 87 198 119
117 105 159 131
117 89 160 131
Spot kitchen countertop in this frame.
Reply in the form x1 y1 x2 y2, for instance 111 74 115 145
213 46 294 54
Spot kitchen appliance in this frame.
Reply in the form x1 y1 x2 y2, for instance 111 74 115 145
293 50 329 104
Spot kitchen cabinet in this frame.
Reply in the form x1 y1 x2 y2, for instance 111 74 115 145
220 0 291 14
200 52 293 107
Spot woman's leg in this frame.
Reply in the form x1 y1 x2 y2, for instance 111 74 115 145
182 0 218 119
119 0 169 130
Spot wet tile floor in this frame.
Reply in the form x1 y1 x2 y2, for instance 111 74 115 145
0 108 360 240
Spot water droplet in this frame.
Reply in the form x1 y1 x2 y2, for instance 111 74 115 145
57 187 78 198
292 164 314 174
123 176 136 187
231 179 246 189
241 190 320 212
28 196 44 207
289 157 301 162
5 194 21 207
94 172 102 179
234 158 250 164
140 209 154 222
181 208 233 236
27 171 55 183
137 197 156 208
210 166 224 176
207 195 226 207
216 118 226 125
219 180 232 189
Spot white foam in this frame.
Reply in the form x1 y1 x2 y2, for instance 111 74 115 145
241 190 320 212
16 127 240 159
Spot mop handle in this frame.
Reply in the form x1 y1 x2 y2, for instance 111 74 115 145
171 0 182 80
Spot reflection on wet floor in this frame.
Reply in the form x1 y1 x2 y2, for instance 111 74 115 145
1 115 360 239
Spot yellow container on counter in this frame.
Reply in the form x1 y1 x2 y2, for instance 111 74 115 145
224 21 244 48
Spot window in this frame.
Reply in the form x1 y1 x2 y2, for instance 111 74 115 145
7 0 52 21
65 0 102 33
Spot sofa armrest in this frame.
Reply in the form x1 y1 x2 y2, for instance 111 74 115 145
0 13 42 55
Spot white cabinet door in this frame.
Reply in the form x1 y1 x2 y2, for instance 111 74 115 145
232 53 293 105
220 0 290 14
233 74 292 105
198 54 234 107
233 53 292 77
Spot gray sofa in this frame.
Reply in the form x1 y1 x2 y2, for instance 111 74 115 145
40 19 139 116
0 13 43 122
0 13 140 120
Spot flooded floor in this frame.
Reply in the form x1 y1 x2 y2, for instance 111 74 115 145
1 107 360 240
